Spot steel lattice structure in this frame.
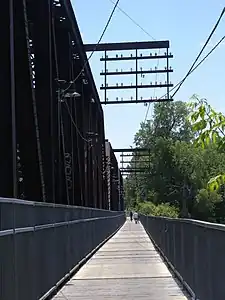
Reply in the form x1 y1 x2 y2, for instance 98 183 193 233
85 41 174 104
105 141 124 211
0 0 123 210
113 148 151 177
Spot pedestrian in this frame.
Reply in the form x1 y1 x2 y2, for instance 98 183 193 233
133 211 139 224
129 211 133 222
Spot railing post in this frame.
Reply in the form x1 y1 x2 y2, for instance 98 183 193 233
207 234 213 300
173 222 176 266
180 222 185 276
193 234 198 296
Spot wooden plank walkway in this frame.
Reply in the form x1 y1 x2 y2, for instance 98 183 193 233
53 221 189 299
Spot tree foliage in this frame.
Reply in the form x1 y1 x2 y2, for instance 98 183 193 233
189 95 225 191
137 201 179 218
124 99 225 223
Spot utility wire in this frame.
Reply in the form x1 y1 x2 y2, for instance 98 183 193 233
63 98 106 175
171 7 225 98
143 36 225 123
63 98 90 143
109 0 162 123
63 0 120 94
165 37 225 100
144 102 152 123
144 7 225 122
109 0 155 40
109 0 158 119
86 0 120 61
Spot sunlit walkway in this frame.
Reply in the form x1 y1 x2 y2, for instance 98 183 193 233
53 221 189 299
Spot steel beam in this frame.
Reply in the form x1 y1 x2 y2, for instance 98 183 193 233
101 98 172 105
100 54 173 62
100 83 173 90
100 69 173 76
120 154 150 157
113 148 150 152
105 141 123 211
31 0 56 203
0 1 14 198
62 0 103 115
14 0 44 201
84 41 170 51
120 161 150 164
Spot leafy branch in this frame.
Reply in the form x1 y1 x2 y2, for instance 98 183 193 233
189 95 225 190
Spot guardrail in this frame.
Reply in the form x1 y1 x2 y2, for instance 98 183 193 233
140 214 225 300
0 198 125 300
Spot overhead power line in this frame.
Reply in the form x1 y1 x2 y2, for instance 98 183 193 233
109 0 155 40
171 7 225 98
87 0 120 61
170 36 225 98
63 0 120 94
144 101 152 123
64 99 90 143
143 36 225 123
144 7 225 122
108 0 162 123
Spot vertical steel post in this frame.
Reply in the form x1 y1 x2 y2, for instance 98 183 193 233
136 48 138 102
57 88 62 201
104 50 107 102
9 0 17 198
166 47 169 99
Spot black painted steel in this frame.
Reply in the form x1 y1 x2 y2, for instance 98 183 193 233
87 41 173 104
0 0 118 210
100 54 173 62
105 141 124 211
113 148 150 152
100 83 173 90
84 41 170 51
100 69 173 75
101 98 173 105
0 2 14 198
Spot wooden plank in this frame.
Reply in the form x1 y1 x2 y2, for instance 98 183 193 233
53 221 189 299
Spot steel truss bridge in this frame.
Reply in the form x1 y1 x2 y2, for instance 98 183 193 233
0 1 221 300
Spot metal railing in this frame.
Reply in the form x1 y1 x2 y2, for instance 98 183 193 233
140 214 225 300
0 198 125 300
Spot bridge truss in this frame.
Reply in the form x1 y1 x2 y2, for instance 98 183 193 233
0 0 122 209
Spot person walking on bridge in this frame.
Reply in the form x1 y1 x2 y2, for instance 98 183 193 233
133 211 139 224
129 211 133 222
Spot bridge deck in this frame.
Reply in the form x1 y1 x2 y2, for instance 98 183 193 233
53 221 188 299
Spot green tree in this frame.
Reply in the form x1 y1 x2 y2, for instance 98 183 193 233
134 101 193 148
193 189 222 222
126 101 193 215
131 101 194 209
137 201 179 218
189 95 225 190
153 101 193 141
125 99 225 222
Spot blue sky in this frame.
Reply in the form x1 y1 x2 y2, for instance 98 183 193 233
72 0 225 157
